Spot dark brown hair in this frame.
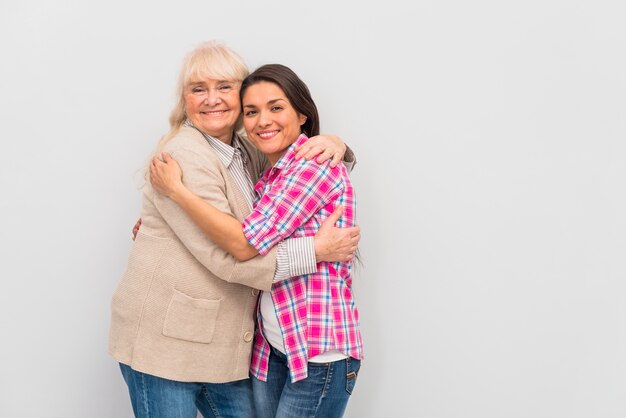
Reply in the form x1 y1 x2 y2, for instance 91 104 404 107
240 64 320 137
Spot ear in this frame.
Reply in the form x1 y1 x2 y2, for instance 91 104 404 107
299 114 307 126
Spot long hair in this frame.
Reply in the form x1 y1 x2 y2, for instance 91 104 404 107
240 64 363 266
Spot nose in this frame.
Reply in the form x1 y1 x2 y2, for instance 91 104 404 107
258 110 271 127
204 90 222 106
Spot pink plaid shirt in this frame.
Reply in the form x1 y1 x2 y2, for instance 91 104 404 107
243 134 363 383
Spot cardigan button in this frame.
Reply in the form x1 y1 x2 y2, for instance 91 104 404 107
252 288 260 296
243 331 254 342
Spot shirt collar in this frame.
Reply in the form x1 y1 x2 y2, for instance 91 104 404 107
184 120 247 168
269 134 309 173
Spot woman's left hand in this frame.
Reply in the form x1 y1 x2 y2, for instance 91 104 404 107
150 152 184 197
295 134 346 168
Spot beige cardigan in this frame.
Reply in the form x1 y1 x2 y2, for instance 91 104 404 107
109 126 277 383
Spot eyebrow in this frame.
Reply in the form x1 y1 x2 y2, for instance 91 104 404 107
188 80 235 86
243 98 287 108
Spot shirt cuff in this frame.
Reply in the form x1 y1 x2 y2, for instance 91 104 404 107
273 237 317 283
343 145 356 173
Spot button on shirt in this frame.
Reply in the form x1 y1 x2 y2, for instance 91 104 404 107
244 134 363 383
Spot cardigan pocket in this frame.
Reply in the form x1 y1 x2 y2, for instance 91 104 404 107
162 289 221 344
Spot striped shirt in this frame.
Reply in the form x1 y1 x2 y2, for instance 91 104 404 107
185 121 316 280
244 134 363 383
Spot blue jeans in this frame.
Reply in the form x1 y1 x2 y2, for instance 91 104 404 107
251 347 361 418
119 363 255 418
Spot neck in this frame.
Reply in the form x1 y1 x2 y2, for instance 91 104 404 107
214 132 234 145
267 134 304 166
267 150 287 166
187 120 234 145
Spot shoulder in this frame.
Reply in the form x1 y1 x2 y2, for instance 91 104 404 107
271 157 345 197
284 154 346 182
237 131 269 172
165 126 207 152
163 126 220 164
281 135 345 180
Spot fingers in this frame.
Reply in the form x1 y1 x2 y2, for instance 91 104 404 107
294 144 305 159
295 137 342 166
330 229 359 263
339 249 356 262
294 144 307 159
301 145 324 161
347 238 359 252
318 206 342 231
327 151 342 168
342 229 360 261
151 156 164 168
326 206 343 226
149 163 159 187
131 218 141 241
151 153 173 168
295 138 320 159
341 225 360 239
150 156 168 180
149 164 158 181
315 149 334 165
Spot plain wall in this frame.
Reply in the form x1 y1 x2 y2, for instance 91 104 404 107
1 0 625 417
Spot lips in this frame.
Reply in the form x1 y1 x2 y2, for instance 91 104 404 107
257 130 279 140
201 110 228 117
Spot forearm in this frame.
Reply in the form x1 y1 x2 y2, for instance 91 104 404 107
170 185 258 261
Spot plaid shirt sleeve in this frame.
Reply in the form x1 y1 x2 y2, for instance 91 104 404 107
243 159 344 256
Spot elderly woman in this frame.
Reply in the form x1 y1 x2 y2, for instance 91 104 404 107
151 64 363 417
109 42 358 418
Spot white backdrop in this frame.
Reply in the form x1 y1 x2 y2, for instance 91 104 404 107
1 1 625 417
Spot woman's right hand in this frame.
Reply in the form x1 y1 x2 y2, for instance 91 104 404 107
314 206 361 262
150 152 184 198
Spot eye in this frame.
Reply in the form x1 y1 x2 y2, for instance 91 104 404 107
271 106 283 112
218 84 234 93
192 87 206 94
244 110 257 116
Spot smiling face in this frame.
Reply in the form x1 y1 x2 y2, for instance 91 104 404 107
242 81 307 165
184 79 241 144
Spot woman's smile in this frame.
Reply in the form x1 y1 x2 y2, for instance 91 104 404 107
243 81 306 164
257 130 280 140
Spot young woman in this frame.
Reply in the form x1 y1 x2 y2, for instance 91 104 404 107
150 64 363 418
